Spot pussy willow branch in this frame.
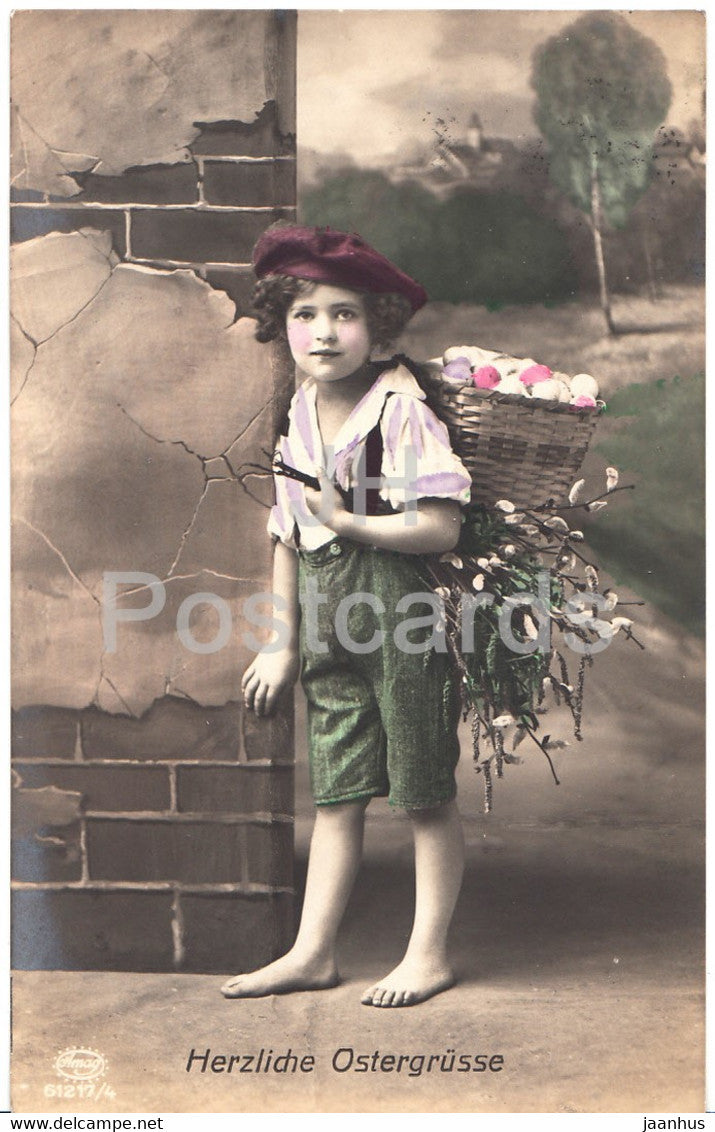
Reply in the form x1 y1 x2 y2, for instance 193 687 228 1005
623 629 646 651
533 482 636 513
521 721 561 786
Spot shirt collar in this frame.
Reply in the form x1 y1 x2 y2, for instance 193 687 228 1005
370 360 427 401
300 361 426 457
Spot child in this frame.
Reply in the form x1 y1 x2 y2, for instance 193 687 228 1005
221 225 472 1008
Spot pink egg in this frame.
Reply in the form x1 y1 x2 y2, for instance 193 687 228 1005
519 364 553 386
569 394 597 409
472 365 500 389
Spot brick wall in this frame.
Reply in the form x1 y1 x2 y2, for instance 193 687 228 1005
12 699 294 972
11 10 299 972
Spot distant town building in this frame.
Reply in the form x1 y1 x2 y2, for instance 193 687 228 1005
388 111 519 198
466 111 482 151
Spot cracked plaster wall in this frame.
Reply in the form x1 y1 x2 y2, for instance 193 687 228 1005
12 230 286 716
11 8 297 719
11 10 295 195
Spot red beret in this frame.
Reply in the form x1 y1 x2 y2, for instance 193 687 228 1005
252 225 428 313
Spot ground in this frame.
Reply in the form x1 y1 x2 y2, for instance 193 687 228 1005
10 806 704 1113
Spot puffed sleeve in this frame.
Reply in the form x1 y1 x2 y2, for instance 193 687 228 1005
266 435 301 550
379 394 471 509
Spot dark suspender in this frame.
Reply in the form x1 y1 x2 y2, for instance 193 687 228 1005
274 355 425 540
362 413 385 516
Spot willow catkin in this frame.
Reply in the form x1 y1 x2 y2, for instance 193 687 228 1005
558 576 566 608
494 728 505 778
538 651 553 706
471 712 481 765
482 759 493 813
574 654 586 741
556 650 571 690
442 669 454 723
445 621 472 722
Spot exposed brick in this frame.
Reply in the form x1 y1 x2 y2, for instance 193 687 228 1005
180 891 294 973
242 696 293 761
202 160 295 208
10 187 45 203
12 823 82 883
86 818 288 884
11 206 127 256
190 103 296 158
246 822 293 886
176 765 293 815
129 208 292 265
14 763 171 813
204 268 256 318
12 706 79 760
72 162 199 205
81 698 242 762
11 889 174 971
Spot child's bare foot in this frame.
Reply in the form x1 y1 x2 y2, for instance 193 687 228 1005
360 957 455 1008
220 950 339 999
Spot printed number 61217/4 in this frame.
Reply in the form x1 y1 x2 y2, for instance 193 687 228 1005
44 1081 116 1100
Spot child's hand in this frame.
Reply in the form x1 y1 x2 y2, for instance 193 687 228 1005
241 647 300 717
303 468 348 533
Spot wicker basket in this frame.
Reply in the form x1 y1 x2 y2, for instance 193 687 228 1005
421 365 602 511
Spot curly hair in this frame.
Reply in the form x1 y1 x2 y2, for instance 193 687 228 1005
250 274 414 352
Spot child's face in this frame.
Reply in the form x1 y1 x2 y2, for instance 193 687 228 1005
286 284 372 384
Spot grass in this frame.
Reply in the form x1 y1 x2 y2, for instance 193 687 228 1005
588 373 704 636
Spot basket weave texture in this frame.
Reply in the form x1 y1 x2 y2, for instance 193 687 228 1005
422 367 601 511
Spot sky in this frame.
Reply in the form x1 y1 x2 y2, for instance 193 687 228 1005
297 9 705 162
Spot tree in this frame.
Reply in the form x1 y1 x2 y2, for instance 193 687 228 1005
531 12 671 333
432 189 576 306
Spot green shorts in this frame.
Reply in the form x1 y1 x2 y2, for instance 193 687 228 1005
298 537 461 810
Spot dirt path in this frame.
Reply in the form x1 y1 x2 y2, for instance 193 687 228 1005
402 283 704 394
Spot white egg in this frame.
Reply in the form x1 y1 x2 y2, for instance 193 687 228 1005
556 380 572 403
469 346 502 367
443 345 472 363
496 376 526 396
530 379 561 400
570 373 599 398
519 357 538 370
444 345 498 368
492 354 521 378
